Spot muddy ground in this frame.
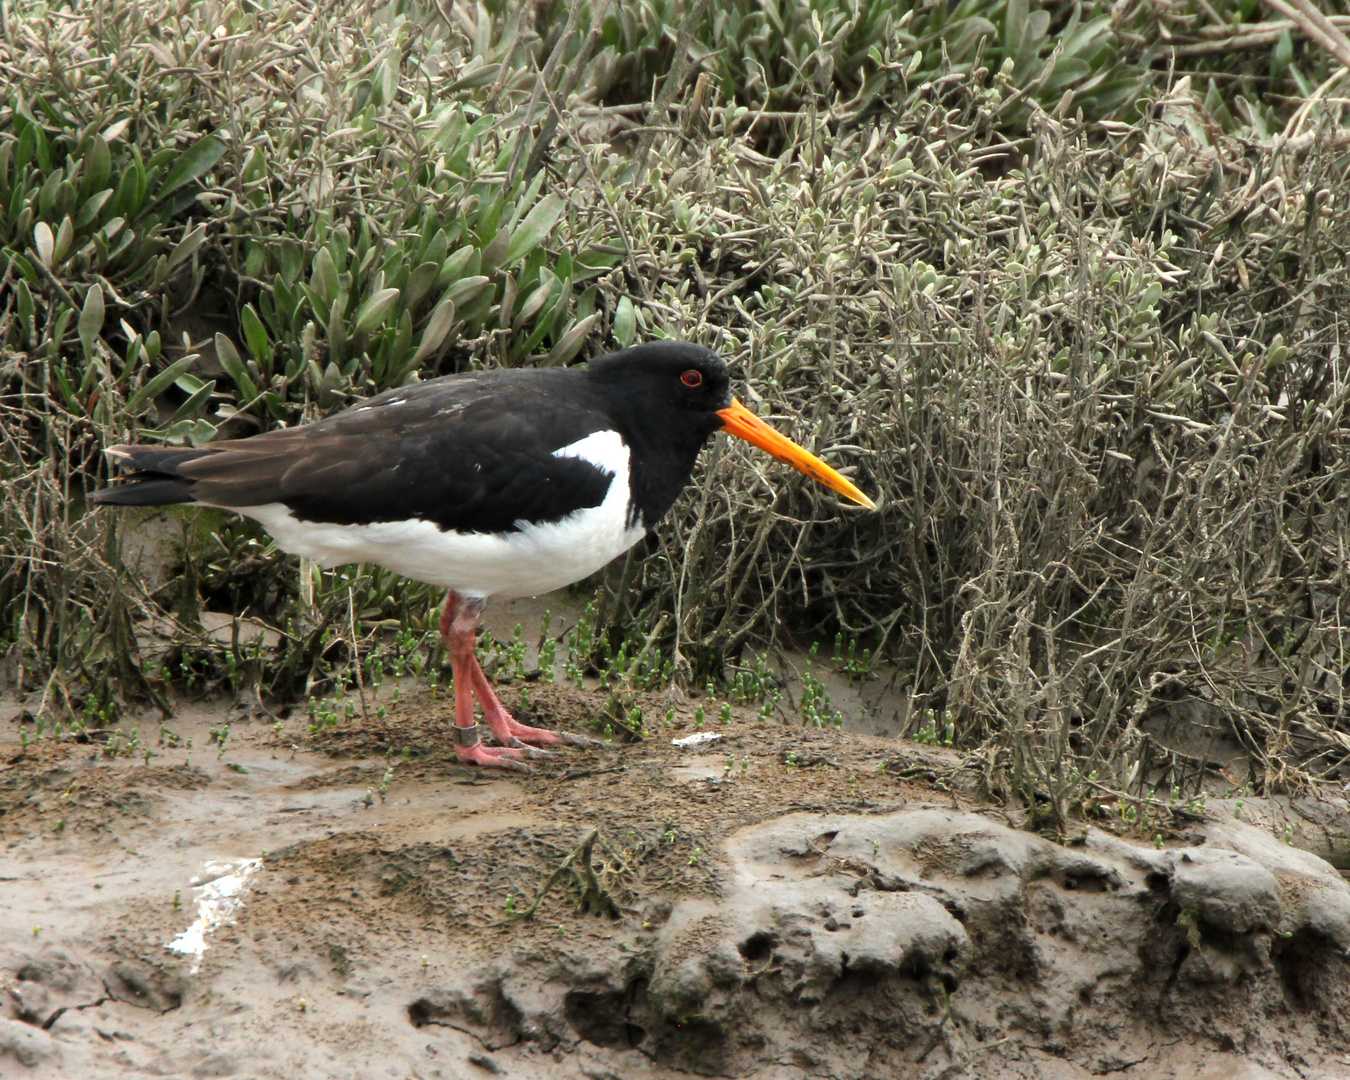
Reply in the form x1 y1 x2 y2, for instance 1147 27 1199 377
3 664 1350 1080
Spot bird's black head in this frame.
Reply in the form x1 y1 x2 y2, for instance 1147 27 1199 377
585 341 733 443
581 339 876 528
583 341 733 527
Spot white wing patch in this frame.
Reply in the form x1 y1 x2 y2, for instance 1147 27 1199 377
234 429 647 600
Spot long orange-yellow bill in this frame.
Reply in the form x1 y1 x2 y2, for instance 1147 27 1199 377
717 399 876 510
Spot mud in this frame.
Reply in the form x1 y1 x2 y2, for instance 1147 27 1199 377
3 679 1350 1079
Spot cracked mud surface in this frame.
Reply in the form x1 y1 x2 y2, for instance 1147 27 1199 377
3 678 1350 1080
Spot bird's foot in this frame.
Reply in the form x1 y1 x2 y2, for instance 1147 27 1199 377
471 678 603 749
497 739 557 760
476 708 602 748
499 720 603 750
453 743 531 773
450 723 531 773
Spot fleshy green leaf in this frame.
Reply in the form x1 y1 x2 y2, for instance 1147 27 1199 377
166 223 207 270
506 194 564 264
126 354 200 416
215 332 259 402
446 62 501 92
404 262 440 312
32 221 54 267
168 376 216 424
311 247 338 306
613 296 637 348
75 188 113 230
480 226 510 274
16 280 34 322
514 270 559 329
39 173 62 219
446 275 490 306
327 299 347 368
546 314 598 366
440 245 477 285
53 215 74 264
241 303 271 364
353 288 400 334
278 238 303 284
78 284 104 348
412 297 458 365
84 135 112 195
156 135 226 201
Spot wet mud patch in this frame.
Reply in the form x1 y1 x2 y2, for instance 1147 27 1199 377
0 747 208 834
4 690 1348 1079
257 826 634 943
226 692 972 984
288 682 970 920
284 762 390 792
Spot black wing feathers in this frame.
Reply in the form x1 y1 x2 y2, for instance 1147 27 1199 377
96 370 619 534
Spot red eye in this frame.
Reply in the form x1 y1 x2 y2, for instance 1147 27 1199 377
681 369 703 388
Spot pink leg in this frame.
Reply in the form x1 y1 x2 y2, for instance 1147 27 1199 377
439 592 529 773
438 592 600 770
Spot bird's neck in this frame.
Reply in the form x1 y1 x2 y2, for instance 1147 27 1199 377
618 422 716 530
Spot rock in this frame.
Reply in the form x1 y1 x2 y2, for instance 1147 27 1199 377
1199 819 1350 951
646 908 743 1020
399 806 1350 1079
105 961 184 1013
5 980 50 1025
408 978 524 1050
0 1016 59 1067
192 1050 241 1076
1207 794 1350 869
46 1006 102 1043
635 808 1350 1076
1167 848 1281 934
12 950 83 994
1304 884 1350 952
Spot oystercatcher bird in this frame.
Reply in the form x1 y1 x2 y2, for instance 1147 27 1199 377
96 342 875 771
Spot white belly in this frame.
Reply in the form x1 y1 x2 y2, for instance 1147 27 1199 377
222 430 648 600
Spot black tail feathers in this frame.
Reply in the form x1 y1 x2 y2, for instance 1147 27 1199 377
92 478 197 506
93 445 206 507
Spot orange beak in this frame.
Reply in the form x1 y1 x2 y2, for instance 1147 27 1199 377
717 399 876 509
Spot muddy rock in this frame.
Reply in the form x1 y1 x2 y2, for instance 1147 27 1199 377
2 948 103 1033
0 1016 59 1067
646 907 744 1020
648 882 968 1020
1208 795 1350 870
1167 848 1282 934
1196 818 1350 950
425 810 1315 1073
10 950 87 997
394 807 1350 1076
5 978 50 1026
104 960 185 1013
626 809 1350 1076
409 964 582 1052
